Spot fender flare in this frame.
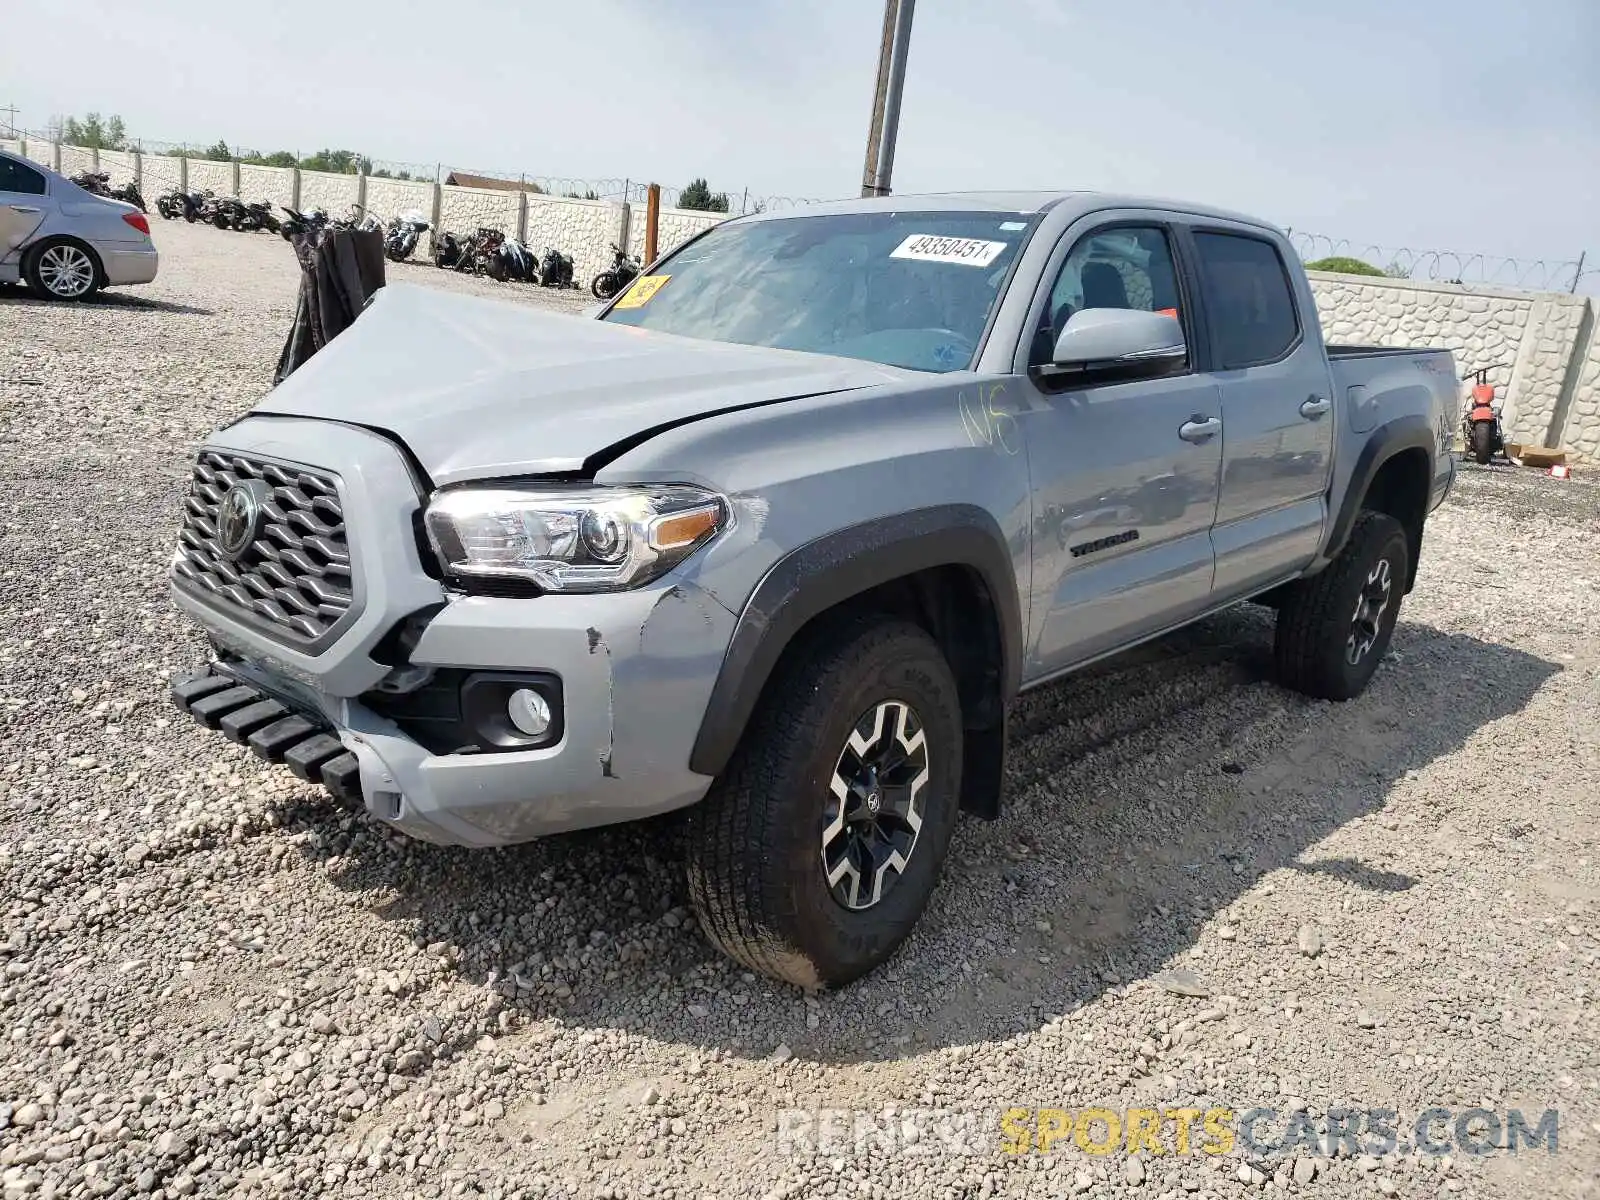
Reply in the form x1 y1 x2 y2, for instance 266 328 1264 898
1322 413 1437 564
688 505 1023 779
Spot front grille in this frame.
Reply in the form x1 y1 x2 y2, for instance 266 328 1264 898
173 450 354 644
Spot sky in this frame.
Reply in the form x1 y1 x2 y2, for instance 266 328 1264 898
4 0 1596 281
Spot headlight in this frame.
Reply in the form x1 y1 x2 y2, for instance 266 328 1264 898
423 484 726 593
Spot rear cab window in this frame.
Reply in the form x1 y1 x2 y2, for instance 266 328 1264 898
1191 232 1300 368
0 155 48 196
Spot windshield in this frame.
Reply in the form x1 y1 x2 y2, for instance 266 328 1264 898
601 210 1039 372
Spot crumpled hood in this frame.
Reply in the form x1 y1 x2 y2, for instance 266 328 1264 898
254 282 914 485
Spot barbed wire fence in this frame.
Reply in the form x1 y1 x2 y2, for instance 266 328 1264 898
1286 230 1589 294
6 124 1593 290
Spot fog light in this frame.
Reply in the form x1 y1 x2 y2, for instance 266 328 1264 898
506 688 552 737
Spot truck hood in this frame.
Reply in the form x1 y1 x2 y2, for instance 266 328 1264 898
254 282 916 485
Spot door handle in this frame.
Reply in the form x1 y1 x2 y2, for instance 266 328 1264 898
1178 416 1221 443
1299 395 1331 419
5 205 42 213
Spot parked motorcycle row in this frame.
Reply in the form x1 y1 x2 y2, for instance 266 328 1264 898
147 188 640 296
69 170 147 213
155 188 282 232
429 225 591 291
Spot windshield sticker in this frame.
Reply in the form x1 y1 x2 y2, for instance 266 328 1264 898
613 274 671 309
891 234 1009 268
999 221 1027 231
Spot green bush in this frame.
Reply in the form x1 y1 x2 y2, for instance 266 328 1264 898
1304 256 1385 277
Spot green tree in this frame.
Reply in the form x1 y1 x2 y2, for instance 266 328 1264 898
205 139 232 161
58 112 129 151
1303 255 1385 277
679 177 730 213
299 149 363 174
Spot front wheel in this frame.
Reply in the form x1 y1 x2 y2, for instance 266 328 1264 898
590 270 618 299
686 615 964 990
1273 511 1410 701
1470 420 1495 465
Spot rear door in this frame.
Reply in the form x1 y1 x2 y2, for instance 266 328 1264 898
0 153 50 263
1015 215 1224 675
1185 226 1336 596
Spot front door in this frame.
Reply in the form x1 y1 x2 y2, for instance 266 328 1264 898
1020 222 1223 675
1188 228 1336 597
0 154 50 265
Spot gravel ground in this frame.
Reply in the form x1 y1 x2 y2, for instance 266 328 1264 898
1 220 1597 1200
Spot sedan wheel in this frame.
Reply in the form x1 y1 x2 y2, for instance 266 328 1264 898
25 241 100 302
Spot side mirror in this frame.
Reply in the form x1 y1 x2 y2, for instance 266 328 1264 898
1049 308 1186 373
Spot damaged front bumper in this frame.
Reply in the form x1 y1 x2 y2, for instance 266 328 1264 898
171 584 738 848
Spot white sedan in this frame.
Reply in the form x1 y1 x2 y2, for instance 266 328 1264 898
0 148 158 301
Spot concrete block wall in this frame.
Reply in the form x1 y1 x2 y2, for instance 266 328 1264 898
23 140 54 168
1 138 24 157
297 170 359 215
438 186 521 241
1559 319 1600 456
524 195 626 285
141 153 184 198
1308 271 1598 458
184 158 233 196
239 164 296 209
58 144 97 178
98 149 137 187
626 203 728 265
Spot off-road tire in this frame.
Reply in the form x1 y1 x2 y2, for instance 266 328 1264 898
1274 511 1410 701
1470 420 1495 465
686 615 964 990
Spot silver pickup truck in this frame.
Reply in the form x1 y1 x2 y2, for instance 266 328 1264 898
168 191 1456 989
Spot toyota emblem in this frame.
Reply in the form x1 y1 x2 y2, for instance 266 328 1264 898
216 480 269 561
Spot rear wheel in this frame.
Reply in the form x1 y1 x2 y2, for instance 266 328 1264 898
1470 420 1494 464
1274 511 1409 701
23 239 101 302
686 615 964 990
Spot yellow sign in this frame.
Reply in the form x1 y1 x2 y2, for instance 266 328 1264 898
613 274 671 309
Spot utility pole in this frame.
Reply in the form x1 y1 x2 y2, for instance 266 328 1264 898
859 0 915 197
0 105 18 137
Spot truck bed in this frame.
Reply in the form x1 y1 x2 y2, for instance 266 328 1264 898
1325 343 1457 436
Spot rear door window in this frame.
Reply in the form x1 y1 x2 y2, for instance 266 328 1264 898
1192 232 1299 368
0 155 48 196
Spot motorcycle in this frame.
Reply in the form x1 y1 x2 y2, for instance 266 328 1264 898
155 189 187 220
1461 365 1514 465
471 227 508 279
538 246 575 289
589 242 640 299
70 171 147 213
431 229 465 269
383 211 431 262
498 237 537 282
280 206 331 242
234 201 282 234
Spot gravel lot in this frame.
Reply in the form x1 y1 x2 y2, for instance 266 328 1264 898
1 220 1597 1200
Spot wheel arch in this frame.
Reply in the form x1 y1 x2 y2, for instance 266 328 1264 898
1324 415 1435 592
688 505 1022 819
